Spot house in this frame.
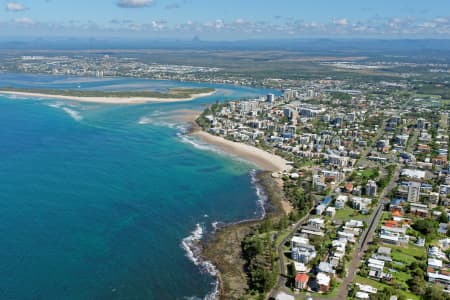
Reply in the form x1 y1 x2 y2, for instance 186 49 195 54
332 239 347 251
428 272 450 285
291 236 310 249
338 231 356 243
429 247 447 260
309 218 325 229
315 204 327 215
379 226 409 246
342 226 362 236
367 258 385 279
313 175 327 192
415 237 425 247
366 180 378 196
335 195 348 209
345 182 354 193
439 223 448 235
326 207 336 217
301 227 325 237
428 258 443 270
438 238 450 250
356 292 370 299
318 261 335 276
401 169 426 180
407 182 421 203
295 273 309 290
346 220 364 228
275 292 295 300
316 272 331 292
352 197 372 213
410 203 428 217
356 283 378 294
294 262 308 274
292 245 317 263
328 154 350 168
330 251 345 267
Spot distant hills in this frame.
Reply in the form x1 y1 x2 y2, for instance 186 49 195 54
1 37 450 57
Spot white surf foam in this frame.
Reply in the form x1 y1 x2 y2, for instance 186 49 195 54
178 133 257 171
178 134 228 156
138 116 152 125
181 224 220 300
250 169 268 219
211 221 220 231
62 107 83 121
138 114 183 129
47 102 83 121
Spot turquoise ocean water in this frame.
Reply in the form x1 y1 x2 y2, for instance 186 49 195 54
0 73 279 299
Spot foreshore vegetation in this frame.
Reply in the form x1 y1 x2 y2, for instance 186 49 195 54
0 86 215 99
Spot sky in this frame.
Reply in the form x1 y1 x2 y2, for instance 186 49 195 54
1 0 450 40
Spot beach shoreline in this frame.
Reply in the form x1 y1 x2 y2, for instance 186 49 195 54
0 90 216 104
192 130 291 172
187 114 291 173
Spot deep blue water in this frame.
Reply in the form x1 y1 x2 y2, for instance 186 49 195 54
0 73 279 300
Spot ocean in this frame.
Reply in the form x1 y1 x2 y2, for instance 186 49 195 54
0 73 279 299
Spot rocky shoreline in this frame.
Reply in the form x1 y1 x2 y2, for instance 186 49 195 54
200 171 287 299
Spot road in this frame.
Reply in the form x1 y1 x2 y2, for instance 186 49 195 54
269 118 398 300
316 165 400 300
270 208 316 299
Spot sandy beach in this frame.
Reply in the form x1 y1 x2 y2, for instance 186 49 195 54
0 90 216 104
192 130 291 172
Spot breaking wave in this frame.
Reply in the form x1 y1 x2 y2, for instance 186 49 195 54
47 102 83 121
181 224 219 300
62 107 83 121
250 169 268 219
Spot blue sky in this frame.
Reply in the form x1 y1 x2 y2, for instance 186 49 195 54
1 0 450 39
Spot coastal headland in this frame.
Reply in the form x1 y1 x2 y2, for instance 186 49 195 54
186 114 292 299
0 87 216 104
201 171 288 300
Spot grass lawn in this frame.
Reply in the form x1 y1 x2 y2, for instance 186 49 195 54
335 207 367 222
316 281 341 299
355 275 420 300
391 250 417 265
274 229 292 250
360 168 379 179
390 244 425 259
389 244 425 267
393 271 411 283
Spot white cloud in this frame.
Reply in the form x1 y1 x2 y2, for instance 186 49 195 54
215 19 224 29
434 17 449 24
117 0 154 8
14 17 34 25
419 22 436 28
3 14 450 38
333 18 349 26
150 20 165 30
6 2 28 12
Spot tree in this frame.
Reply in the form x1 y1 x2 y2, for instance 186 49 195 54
408 275 426 296
424 285 450 300
412 218 438 236
259 218 273 233
439 211 449 224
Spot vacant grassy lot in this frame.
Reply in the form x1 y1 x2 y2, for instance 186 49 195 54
335 207 367 222
355 275 420 300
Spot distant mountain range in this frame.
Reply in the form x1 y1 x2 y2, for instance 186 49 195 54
1 37 450 56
